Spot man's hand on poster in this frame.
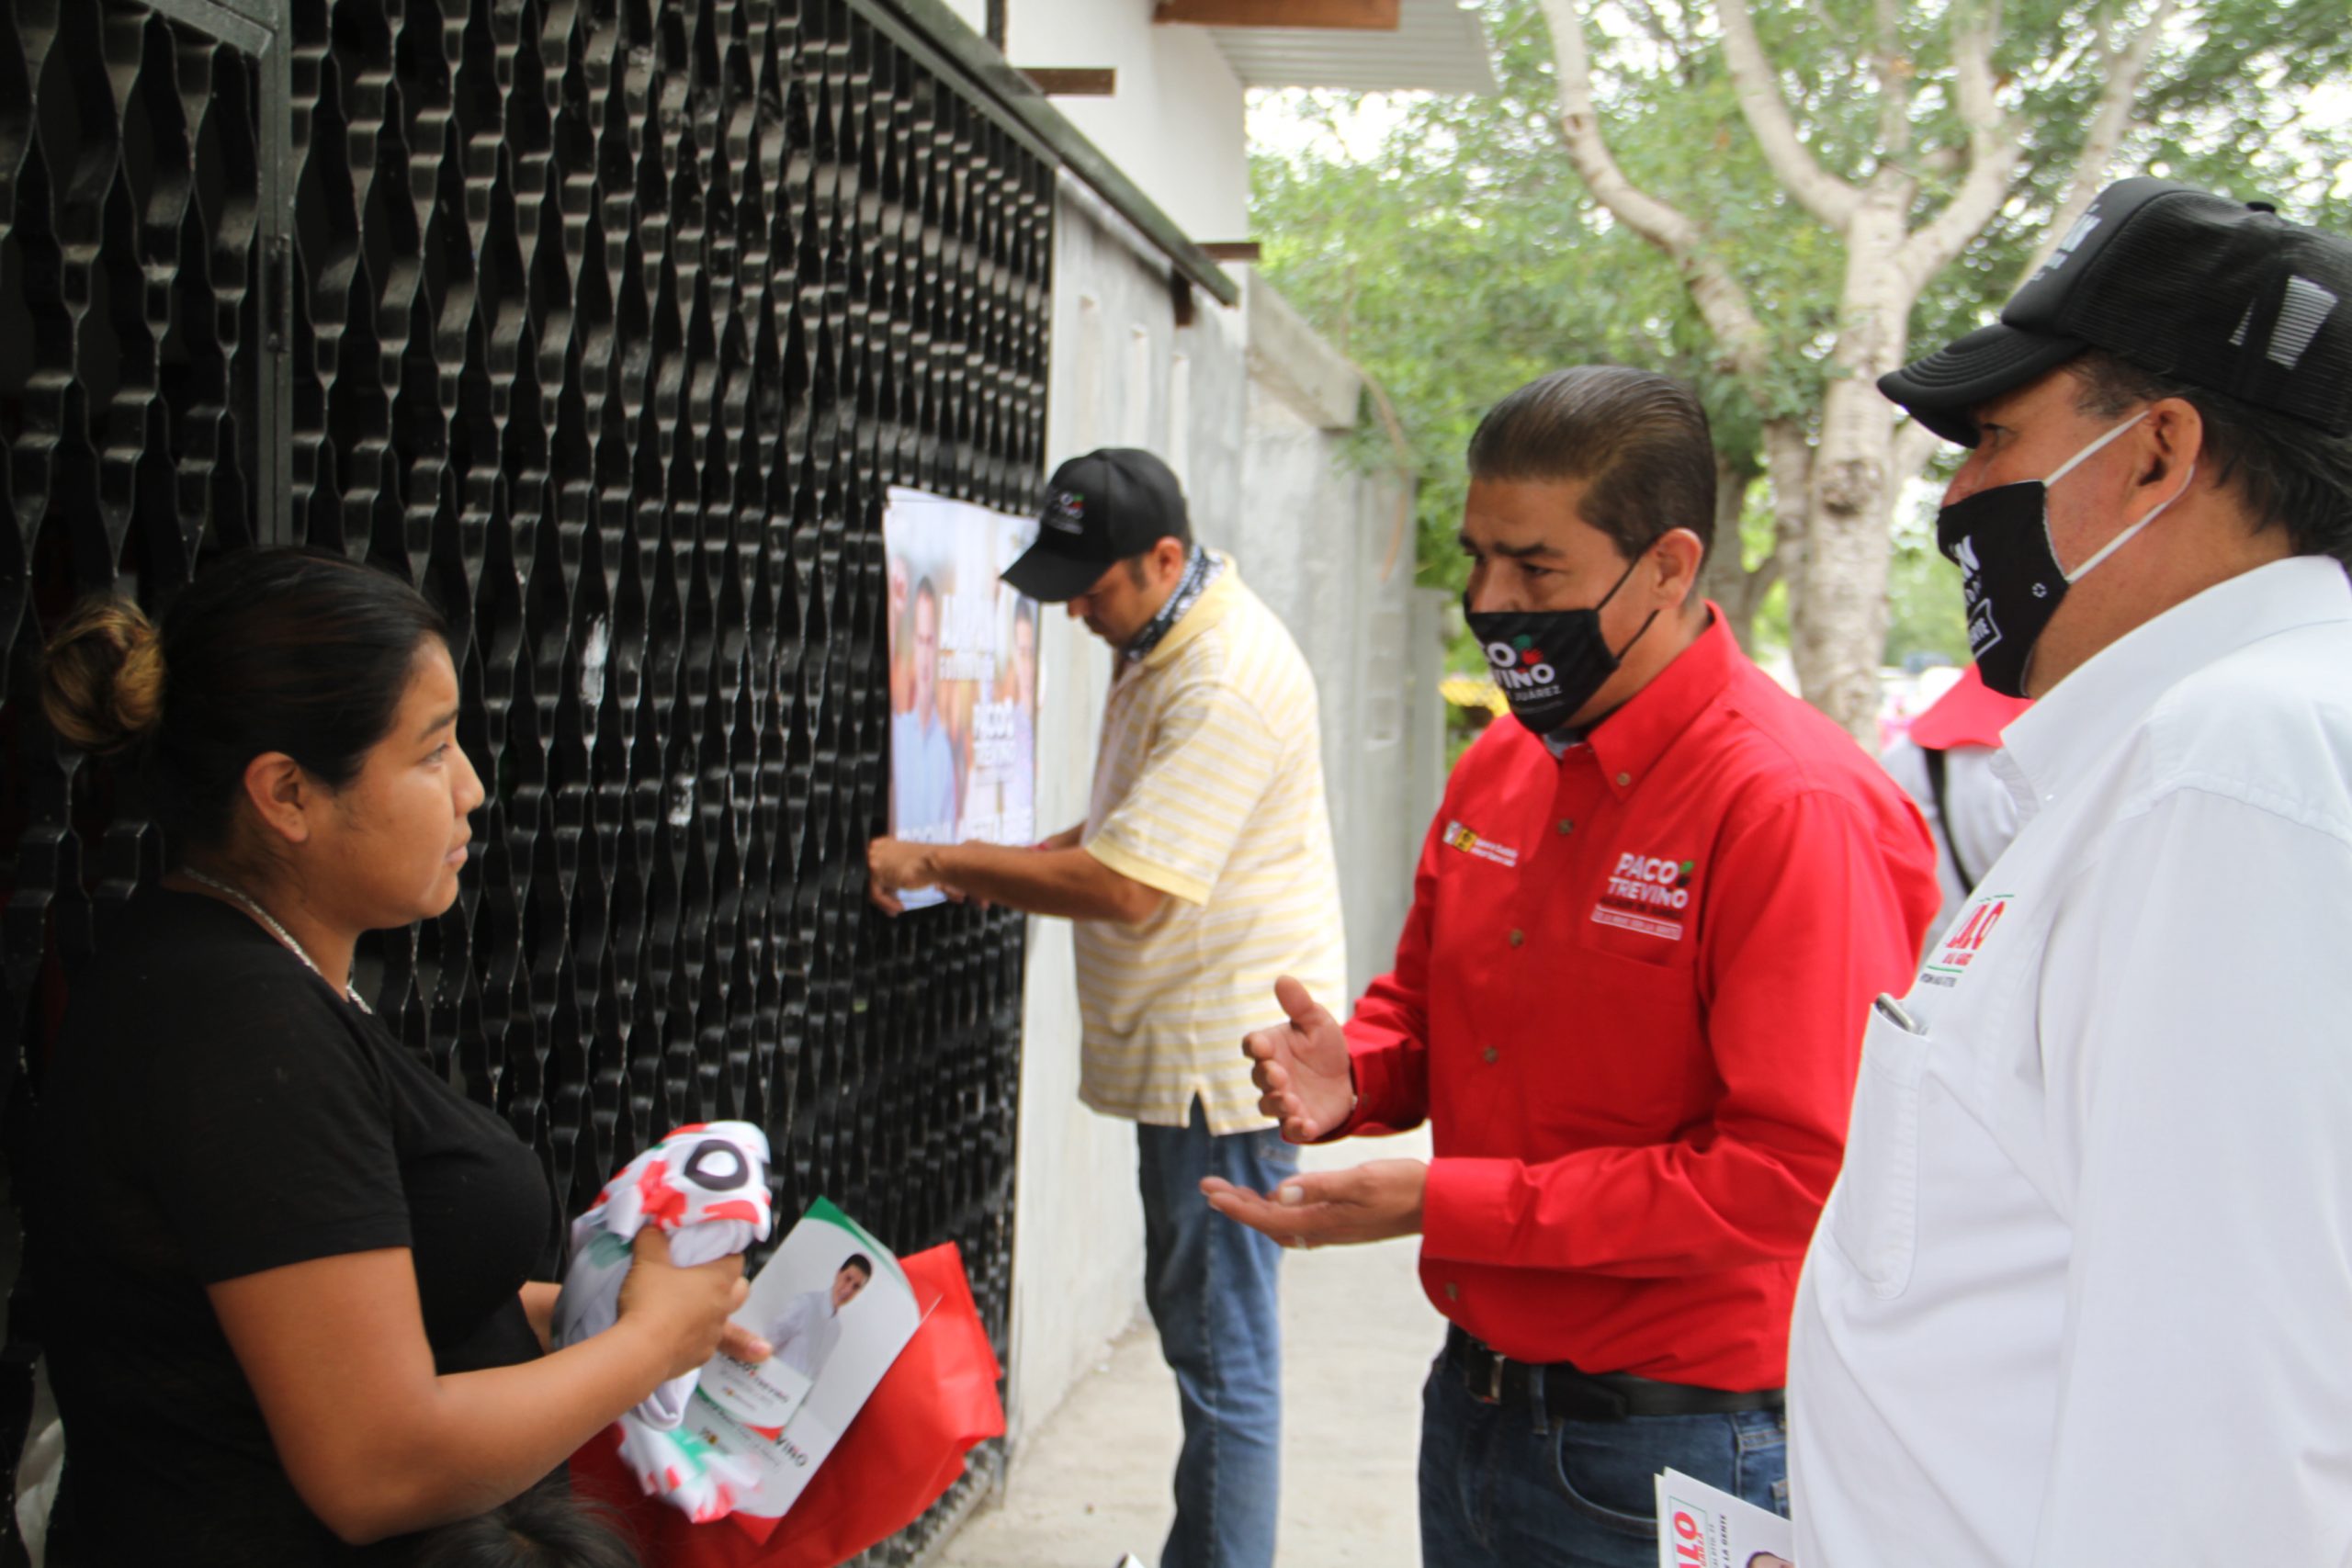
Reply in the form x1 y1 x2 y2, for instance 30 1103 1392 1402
1201 1159 1426 1249
866 838 954 915
868 829 1166 923
1240 976 1356 1142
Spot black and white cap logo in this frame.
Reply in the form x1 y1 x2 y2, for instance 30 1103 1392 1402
1044 490 1086 534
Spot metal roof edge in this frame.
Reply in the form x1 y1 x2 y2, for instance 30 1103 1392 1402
856 0 1244 308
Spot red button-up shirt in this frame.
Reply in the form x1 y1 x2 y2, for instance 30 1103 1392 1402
1344 612 1939 1390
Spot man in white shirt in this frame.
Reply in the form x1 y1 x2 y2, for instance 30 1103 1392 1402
1789 178 2352 1564
763 1254 871 1381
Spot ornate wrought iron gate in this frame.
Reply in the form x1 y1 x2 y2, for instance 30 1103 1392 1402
0 0 1049 1560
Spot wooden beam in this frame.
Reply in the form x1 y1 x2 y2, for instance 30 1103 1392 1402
1017 67 1118 96
1153 0 1400 30
1201 242 1262 263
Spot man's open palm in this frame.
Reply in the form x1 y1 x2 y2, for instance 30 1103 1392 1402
1242 976 1353 1142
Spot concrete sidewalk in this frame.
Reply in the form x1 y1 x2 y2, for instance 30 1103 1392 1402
934 1132 1442 1568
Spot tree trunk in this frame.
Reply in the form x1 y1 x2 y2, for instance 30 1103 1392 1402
1793 184 1914 746
1794 375 1898 748
1700 449 1770 649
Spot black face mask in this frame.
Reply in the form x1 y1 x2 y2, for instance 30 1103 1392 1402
1464 554 1657 737
1935 412 2188 699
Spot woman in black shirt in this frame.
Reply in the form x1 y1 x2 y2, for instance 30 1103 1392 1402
31 550 756 1564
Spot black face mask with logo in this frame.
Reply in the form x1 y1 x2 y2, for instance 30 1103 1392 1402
1936 411 2190 699
1464 553 1657 737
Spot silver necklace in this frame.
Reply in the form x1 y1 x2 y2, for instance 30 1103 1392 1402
180 867 372 1014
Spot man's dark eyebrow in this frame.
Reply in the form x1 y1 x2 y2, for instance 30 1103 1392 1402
1456 532 1566 561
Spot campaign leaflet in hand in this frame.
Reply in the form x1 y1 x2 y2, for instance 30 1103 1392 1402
1653 1468 1794 1568
685 1199 926 1519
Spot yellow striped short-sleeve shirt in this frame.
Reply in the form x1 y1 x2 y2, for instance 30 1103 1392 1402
1077 562 1347 1134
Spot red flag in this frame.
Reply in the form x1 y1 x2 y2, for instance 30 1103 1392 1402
573 1241 1007 1568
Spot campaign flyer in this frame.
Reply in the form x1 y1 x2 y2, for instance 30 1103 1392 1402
689 1199 925 1519
1653 1467 1794 1568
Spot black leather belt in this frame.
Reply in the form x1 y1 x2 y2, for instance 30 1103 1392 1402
1443 1325 1783 1422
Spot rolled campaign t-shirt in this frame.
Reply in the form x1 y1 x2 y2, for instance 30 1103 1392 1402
29 889 560 1566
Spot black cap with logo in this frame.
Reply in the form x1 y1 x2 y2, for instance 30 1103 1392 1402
1882 176 2352 446
1001 447 1191 603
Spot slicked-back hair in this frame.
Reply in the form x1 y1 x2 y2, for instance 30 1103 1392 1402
1466 367 1716 564
2068 350 2352 566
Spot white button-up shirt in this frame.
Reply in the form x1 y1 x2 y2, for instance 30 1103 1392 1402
1790 556 2352 1566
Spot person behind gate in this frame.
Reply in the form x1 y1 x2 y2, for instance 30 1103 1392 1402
866 446 1345 1568
1205 368 1939 1568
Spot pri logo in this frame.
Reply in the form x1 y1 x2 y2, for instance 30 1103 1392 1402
1442 818 1520 869
1043 488 1086 534
1483 633 1557 694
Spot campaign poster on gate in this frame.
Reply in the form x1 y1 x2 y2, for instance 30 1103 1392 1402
883 487 1042 908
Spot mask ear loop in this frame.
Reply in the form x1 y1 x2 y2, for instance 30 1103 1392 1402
2063 459 2197 584
1595 545 1662 662
2037 410 2150 580
2044 410 2147 487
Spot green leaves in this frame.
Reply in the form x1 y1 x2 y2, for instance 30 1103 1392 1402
1251 0 2352 646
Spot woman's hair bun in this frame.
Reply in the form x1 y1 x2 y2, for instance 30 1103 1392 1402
41 596 165 753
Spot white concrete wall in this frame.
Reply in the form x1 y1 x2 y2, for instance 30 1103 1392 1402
1228 275 1439 998
989 1 1253 244
1001 176 1258 1444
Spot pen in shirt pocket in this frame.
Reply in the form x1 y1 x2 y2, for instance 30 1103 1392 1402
1873 992 1926 1035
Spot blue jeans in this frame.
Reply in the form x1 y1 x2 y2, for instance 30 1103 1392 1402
1135 1101 1296 1568
1419 1351 1788 1568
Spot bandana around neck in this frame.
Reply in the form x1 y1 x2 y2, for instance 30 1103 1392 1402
1122 545 1222 662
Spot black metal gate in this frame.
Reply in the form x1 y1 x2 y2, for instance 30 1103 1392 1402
0 0 1049 1560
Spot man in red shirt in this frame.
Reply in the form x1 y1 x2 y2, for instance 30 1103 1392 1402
1206 367 1939 1568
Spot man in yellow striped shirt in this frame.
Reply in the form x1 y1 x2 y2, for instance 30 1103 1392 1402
868 447 1344 1568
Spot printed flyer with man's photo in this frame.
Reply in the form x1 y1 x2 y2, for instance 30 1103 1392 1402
687 1199 924 1519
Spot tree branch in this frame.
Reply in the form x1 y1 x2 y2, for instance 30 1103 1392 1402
1895 4 2023 286
1538 0 1779 383
1713 0 1863 226
2018 0 2175 282
1874 0 1911 158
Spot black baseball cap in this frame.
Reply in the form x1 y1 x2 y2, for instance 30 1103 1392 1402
1001 448 1190 602
1882 177 2352 445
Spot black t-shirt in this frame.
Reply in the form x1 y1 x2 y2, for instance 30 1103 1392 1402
30 889 560 1566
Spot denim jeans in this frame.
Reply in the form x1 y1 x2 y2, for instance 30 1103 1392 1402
1135 1101 1296 1568
1419 1351 1789 1568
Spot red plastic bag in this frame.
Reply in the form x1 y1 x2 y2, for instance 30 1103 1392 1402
573 1241 1006 1568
